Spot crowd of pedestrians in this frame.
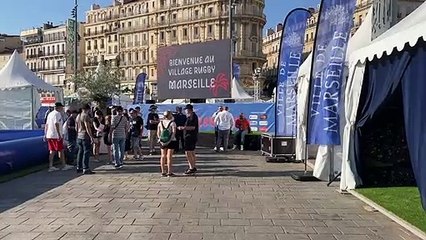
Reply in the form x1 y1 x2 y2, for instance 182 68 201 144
44 102 199 177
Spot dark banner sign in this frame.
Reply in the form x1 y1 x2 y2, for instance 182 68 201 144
157 40 231 99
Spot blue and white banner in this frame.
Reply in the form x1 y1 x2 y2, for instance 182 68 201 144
275 9 311 137
307 0 356 145
133 73 146 104
127 103 276 136
233 63 241 80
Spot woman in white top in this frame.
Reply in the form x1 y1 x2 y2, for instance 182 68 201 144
157 110 177 177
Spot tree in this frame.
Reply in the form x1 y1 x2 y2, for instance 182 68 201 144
71 63 122 109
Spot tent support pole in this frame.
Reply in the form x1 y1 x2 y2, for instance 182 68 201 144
31 87 35 130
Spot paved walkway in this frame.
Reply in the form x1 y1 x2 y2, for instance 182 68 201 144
0 150 422 240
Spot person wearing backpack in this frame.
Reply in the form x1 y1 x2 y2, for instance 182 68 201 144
157 110 177 177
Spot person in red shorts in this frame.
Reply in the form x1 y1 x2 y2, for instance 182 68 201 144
44 102 74 172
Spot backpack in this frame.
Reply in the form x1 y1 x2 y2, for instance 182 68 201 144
159 120 173 144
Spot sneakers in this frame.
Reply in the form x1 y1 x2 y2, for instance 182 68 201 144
220 147 224 151
184 168 197 175
76 168 83 173
240 145 244 151
167 173 176 177
161 173 167 177
213 147 217 151
232 145 237 150
48 166 60 172
62 164 74 171
115 164 123 169
83 169 95 175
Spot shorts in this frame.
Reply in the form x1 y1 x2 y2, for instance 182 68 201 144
161 141 178 150
47 139 64 151
184 138 197 151
131 136 141 149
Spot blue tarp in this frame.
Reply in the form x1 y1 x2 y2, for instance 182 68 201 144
355 46 426 210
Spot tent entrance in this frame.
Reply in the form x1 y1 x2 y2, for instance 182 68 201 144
357 83 415 187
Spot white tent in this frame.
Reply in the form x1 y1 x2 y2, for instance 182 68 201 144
231 77 252 100
295 7 373 179
341 1 426 190
0 50 62 130
161 99 186 104
206 77 253 103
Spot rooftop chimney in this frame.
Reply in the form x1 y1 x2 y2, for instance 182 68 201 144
276 23 283 32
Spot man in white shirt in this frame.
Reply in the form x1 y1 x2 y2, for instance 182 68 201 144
212 106 223 151
214 106 234 152
44 102 74 172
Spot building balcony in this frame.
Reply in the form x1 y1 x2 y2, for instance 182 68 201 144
38 66 66 72
40 51 66 58
83 61 99 67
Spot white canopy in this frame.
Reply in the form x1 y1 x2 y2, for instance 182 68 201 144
341 2 426 190
0 50 59 92
0 50 62 129
231 77 252 100
350 1 426 64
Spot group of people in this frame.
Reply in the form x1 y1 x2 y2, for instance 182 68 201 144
43 102 200 177
212 106 251 152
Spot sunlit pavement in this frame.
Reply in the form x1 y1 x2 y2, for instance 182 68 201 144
0 150 421 240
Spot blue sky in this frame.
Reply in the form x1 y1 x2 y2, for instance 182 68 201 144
0 0 319 35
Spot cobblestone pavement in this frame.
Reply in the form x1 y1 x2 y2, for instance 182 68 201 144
0 150 422 240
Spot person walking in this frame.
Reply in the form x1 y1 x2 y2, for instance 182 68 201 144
44 102 74 172
103 115 113 164
232 113 251 150
158 110 177 177
214 106 234 152
64 110 78 165
178 104 199 175
76 104 96 174
130 109 144 160
147 105 160 155
212 106 223 151
92 110 104 162
111 106 129 169
173 106 187 153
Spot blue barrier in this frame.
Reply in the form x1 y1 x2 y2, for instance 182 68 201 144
0 131 48 175
0 130 44 142
127 103 276 135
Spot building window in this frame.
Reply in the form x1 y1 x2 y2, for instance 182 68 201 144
207 25 213 36
160 31 165 42
128 52 132 62
135 51 139 61
183 28 188 37
114 35 118 41
101 39 105 49
172 29 177 39
94 40 98 49
108 46 112 54
128 21 132 28
151 35 154 44
172 13 177 21
251 24 257 36
160 15 165 24
208 7 213 17
194 27 199 37
108 35 112 42
114 45 118 53
195 10 199 19
151 68 154 77
87 41 91 51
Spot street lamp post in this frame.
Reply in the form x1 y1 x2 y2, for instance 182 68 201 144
229 0 238 80
74 0 78 78
253 67 262 102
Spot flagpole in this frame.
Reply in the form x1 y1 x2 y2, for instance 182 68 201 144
304 2 324 173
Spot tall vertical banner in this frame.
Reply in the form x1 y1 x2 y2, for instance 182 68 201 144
133 73 146 104
275 9 311 137
233 63 241 80
307 0 356 144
